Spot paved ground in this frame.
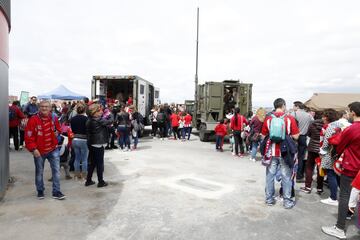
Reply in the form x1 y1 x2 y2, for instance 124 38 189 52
1 134 359 240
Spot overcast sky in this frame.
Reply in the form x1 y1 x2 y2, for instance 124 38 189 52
9 0 360 106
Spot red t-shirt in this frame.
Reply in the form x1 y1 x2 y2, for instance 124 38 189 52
170 113 180 127
261 112 299 157
184 114 192 127
215 124 227 137
230 114 248 131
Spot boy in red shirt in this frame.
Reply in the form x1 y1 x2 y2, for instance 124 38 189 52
261 98 299 209
184 112 193 140
215 119 227 151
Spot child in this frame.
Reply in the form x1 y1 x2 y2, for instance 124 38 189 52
214 119 227 152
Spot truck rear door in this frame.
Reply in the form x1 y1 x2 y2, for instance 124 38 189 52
137 79 146 116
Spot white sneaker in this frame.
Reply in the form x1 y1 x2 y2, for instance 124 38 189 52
320 197 339 206
232 152 236 156
321 225 346 239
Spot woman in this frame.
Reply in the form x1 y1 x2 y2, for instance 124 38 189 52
116 105 131 151
70 103 88 180
230 107 248 157
150 106 158 138
300 111 324 194
130 107 143 150
85 104 112 187
170 109 180 140
319 109 340 205
249 108 265 162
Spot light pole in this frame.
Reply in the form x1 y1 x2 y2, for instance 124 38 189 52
194 7 199 125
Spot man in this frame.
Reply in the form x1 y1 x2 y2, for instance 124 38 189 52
322 102 360 239
25 100 66 200
292 101 314 182
24 96 39 117
261 98 299 209
9 101 25 150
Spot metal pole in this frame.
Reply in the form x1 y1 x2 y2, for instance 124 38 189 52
194 7 199 124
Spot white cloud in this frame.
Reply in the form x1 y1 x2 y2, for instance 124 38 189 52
9 0 360 107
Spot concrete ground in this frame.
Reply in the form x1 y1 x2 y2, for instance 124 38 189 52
1 134 359 240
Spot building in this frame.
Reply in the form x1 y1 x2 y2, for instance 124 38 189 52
0 0 11 200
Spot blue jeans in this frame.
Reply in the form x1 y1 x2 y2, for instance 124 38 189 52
132 134 139 148
265 157 294 207
327 169 338 200
251 140 259 159
184 127 192 140
215 135 224 149
72 139 89 173
34 149 61 194
117 126 130 149
296 135 307 179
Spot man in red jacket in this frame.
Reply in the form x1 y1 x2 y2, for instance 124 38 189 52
322 101 360 239
9 101 25 150
25 100 66 200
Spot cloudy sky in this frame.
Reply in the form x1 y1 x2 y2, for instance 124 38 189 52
9 0 360 106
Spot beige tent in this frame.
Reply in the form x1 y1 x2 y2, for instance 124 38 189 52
304 93 360 111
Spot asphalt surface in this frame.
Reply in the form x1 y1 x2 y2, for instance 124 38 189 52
1 134 359 240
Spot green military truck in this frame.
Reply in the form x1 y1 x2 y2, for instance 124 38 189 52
195 80 252 142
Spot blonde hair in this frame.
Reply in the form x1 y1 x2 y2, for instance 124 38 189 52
256 107 266 122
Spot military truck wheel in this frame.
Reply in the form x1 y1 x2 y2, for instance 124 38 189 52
199 124 209 142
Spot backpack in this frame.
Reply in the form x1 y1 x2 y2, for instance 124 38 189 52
9 107 17 121
269 114 286 143
156 112 166 123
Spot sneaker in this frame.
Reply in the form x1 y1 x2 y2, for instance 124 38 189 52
284 201 295 209
321 225 346 239
321 197 339 206
37 191 44 200
97 181 108 188
232 152 236 156
111 145 118 149
219 148 224 152
85 180 96 186
238 154 245 158
65 175 72 180
19 145 23 150
249 157 256 162
52 191 66 200
317 189 324 195
300 187 312 194
266 201 275 206
346 207 355 220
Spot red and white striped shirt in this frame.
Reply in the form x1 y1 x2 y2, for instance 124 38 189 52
261 112 299 157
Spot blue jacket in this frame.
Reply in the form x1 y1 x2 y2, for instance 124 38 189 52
280 135 298 168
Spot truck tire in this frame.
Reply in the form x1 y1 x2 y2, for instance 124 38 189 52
199 124 209 142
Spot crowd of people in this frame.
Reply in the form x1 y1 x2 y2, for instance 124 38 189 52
8 95 360 239
210 98 360 239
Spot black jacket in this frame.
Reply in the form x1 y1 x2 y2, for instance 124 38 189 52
307 119 323 153
86 117 112 145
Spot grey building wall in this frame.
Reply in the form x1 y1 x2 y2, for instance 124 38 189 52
0 0 10 200
0 61 9 200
